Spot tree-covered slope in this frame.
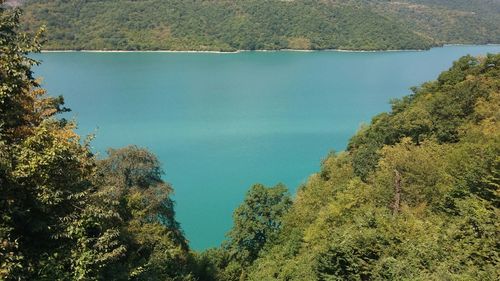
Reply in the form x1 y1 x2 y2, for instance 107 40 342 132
2 1 500 280
16 0 500 51
199 54 500 280
368 0 500 46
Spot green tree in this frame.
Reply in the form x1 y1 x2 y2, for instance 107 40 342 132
96 146 193 281
226 183 292 266
1 2 124 279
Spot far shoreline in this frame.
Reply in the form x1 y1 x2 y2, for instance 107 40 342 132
40 44 500 54
40 48 425 54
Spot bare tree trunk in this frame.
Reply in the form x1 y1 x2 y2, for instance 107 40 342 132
392 169 402 215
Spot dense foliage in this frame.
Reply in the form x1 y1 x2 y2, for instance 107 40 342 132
2 1 499 280
200 52 500 280
16 0 500 51
0 3 194 280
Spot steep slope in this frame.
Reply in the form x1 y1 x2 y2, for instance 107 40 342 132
250 54 500 280
16 0 499 51
370 0 500 45
198 54 500 280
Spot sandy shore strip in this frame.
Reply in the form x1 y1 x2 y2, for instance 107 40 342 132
40 49 422 54
40 44 500 54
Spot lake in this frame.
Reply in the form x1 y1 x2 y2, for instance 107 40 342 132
32 45 500 250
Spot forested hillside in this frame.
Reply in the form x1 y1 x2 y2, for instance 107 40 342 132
15 0 500 51
199 52 500 280
1 2 499 280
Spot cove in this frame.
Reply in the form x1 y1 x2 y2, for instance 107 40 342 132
32 45 500 250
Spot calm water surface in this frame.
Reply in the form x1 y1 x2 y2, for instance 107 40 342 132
33 45 500 249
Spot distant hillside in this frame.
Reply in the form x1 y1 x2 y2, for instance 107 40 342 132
16 0 500 51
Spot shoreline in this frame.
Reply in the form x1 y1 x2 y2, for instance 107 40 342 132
40 49 415 54
40 44 500 54
40 48 425 54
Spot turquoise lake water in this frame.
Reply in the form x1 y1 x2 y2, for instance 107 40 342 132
32 45 500 250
